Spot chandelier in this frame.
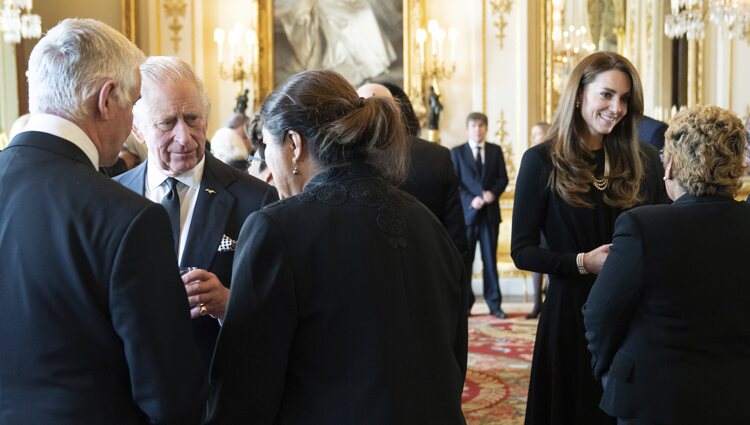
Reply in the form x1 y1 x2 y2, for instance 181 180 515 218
0 0 41 44
665 0 750 40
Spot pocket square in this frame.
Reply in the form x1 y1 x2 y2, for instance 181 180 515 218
218 234 237 252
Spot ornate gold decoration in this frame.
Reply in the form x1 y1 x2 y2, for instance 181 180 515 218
121 0 137 44
162 0 187 53
495 110 516 180
489 0 513 49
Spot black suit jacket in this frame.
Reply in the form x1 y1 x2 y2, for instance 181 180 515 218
207 164 468 425
637 115 668 150
115 153 277 369
583 194 750 424
0 132 206 424
400 137 469 258
450 142 509 230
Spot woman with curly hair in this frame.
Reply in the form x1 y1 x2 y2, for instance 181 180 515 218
583 104 750 425
511 51 669 425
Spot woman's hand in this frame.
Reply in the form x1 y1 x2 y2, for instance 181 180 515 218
583 244 612 275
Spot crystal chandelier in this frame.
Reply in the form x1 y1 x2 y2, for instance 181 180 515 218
665 0 750 40
0 0 41 45
708 0 750 39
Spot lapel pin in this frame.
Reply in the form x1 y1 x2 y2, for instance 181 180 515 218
205 188 216 194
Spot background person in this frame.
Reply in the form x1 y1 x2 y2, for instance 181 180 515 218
207 70 468 425
584 105 750 425
511 51 668 425
356 81 469 272
114 56 277 372
0 19 206 424
451 112 509 318
211 127 249 171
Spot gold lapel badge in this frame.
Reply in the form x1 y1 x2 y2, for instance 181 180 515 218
205 188 216 194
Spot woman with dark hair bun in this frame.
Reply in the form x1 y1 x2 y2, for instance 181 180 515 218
207 69 468 425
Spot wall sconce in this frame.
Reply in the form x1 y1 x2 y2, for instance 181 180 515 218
214 22 258 102
415 19 457 141
0 0 41 45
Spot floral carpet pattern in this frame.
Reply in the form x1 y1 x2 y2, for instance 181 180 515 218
462 306 537 425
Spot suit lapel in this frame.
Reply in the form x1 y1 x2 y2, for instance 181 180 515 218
180 155 235 269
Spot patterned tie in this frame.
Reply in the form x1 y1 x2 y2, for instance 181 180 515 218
475 145 483 175
161 177 181 254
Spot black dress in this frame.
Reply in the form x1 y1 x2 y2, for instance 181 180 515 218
511 142 668 425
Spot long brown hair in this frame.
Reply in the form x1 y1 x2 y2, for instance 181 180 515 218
260 70 408 185
547 51 644 208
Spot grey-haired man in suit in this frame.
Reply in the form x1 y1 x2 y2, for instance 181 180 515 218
115 56 277 371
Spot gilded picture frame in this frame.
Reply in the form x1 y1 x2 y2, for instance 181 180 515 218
257 0 425 106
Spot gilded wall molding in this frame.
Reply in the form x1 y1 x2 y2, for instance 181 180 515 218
495 110 516 180
489 0 513 49
121 0 137 44
162 0 187 53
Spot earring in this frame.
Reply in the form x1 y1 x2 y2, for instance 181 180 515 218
292 166 299 175
575 101 581 108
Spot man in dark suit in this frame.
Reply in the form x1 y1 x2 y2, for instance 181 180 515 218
451 112 509 318
0 19 206 424
115 57 277 371
583 104 750 425
637 115 668 149
356 82 469 262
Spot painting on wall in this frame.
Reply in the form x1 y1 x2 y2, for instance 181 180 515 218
272 0 403 88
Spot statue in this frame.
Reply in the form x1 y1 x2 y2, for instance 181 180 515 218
234 89 249 114
427 85 443 130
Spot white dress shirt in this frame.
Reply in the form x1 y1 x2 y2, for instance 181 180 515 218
468 139 485 164
21 113 100 169
145 157 206 263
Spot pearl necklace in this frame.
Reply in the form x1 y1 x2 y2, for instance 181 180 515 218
592 147 609 191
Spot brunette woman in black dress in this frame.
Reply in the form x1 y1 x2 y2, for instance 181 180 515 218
511 52 668 425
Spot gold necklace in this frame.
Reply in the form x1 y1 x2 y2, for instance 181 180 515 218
592 147 609 191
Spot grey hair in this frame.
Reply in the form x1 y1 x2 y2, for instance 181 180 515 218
133 56 211 130
27 18 144 122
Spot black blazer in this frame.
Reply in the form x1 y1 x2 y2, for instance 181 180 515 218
583 194 750 424
400 137 469 259
637 115 668 150
0 132 206 424
114 153 277 369
207 164 468 425
450 142 509 228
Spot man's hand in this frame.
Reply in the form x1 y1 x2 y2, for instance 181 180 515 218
482 190 496 204
182 269 229 320
471 196 485 210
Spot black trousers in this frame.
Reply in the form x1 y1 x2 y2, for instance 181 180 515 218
465 213 501 312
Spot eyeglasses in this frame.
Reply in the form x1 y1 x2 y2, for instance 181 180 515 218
247 155 266 163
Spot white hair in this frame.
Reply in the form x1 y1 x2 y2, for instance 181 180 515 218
211 127 248 164
133 56 211 131
27 18 144 122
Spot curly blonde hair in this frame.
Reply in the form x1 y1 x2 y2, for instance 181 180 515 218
665 105 747 198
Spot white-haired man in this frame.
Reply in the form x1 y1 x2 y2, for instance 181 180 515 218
115 56 277 371
0 19 206 424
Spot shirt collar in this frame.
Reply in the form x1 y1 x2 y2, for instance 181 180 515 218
22 113 99 169
469 140 485 150
146 155 206 191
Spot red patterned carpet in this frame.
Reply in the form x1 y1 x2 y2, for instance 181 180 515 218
462 305 537 424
